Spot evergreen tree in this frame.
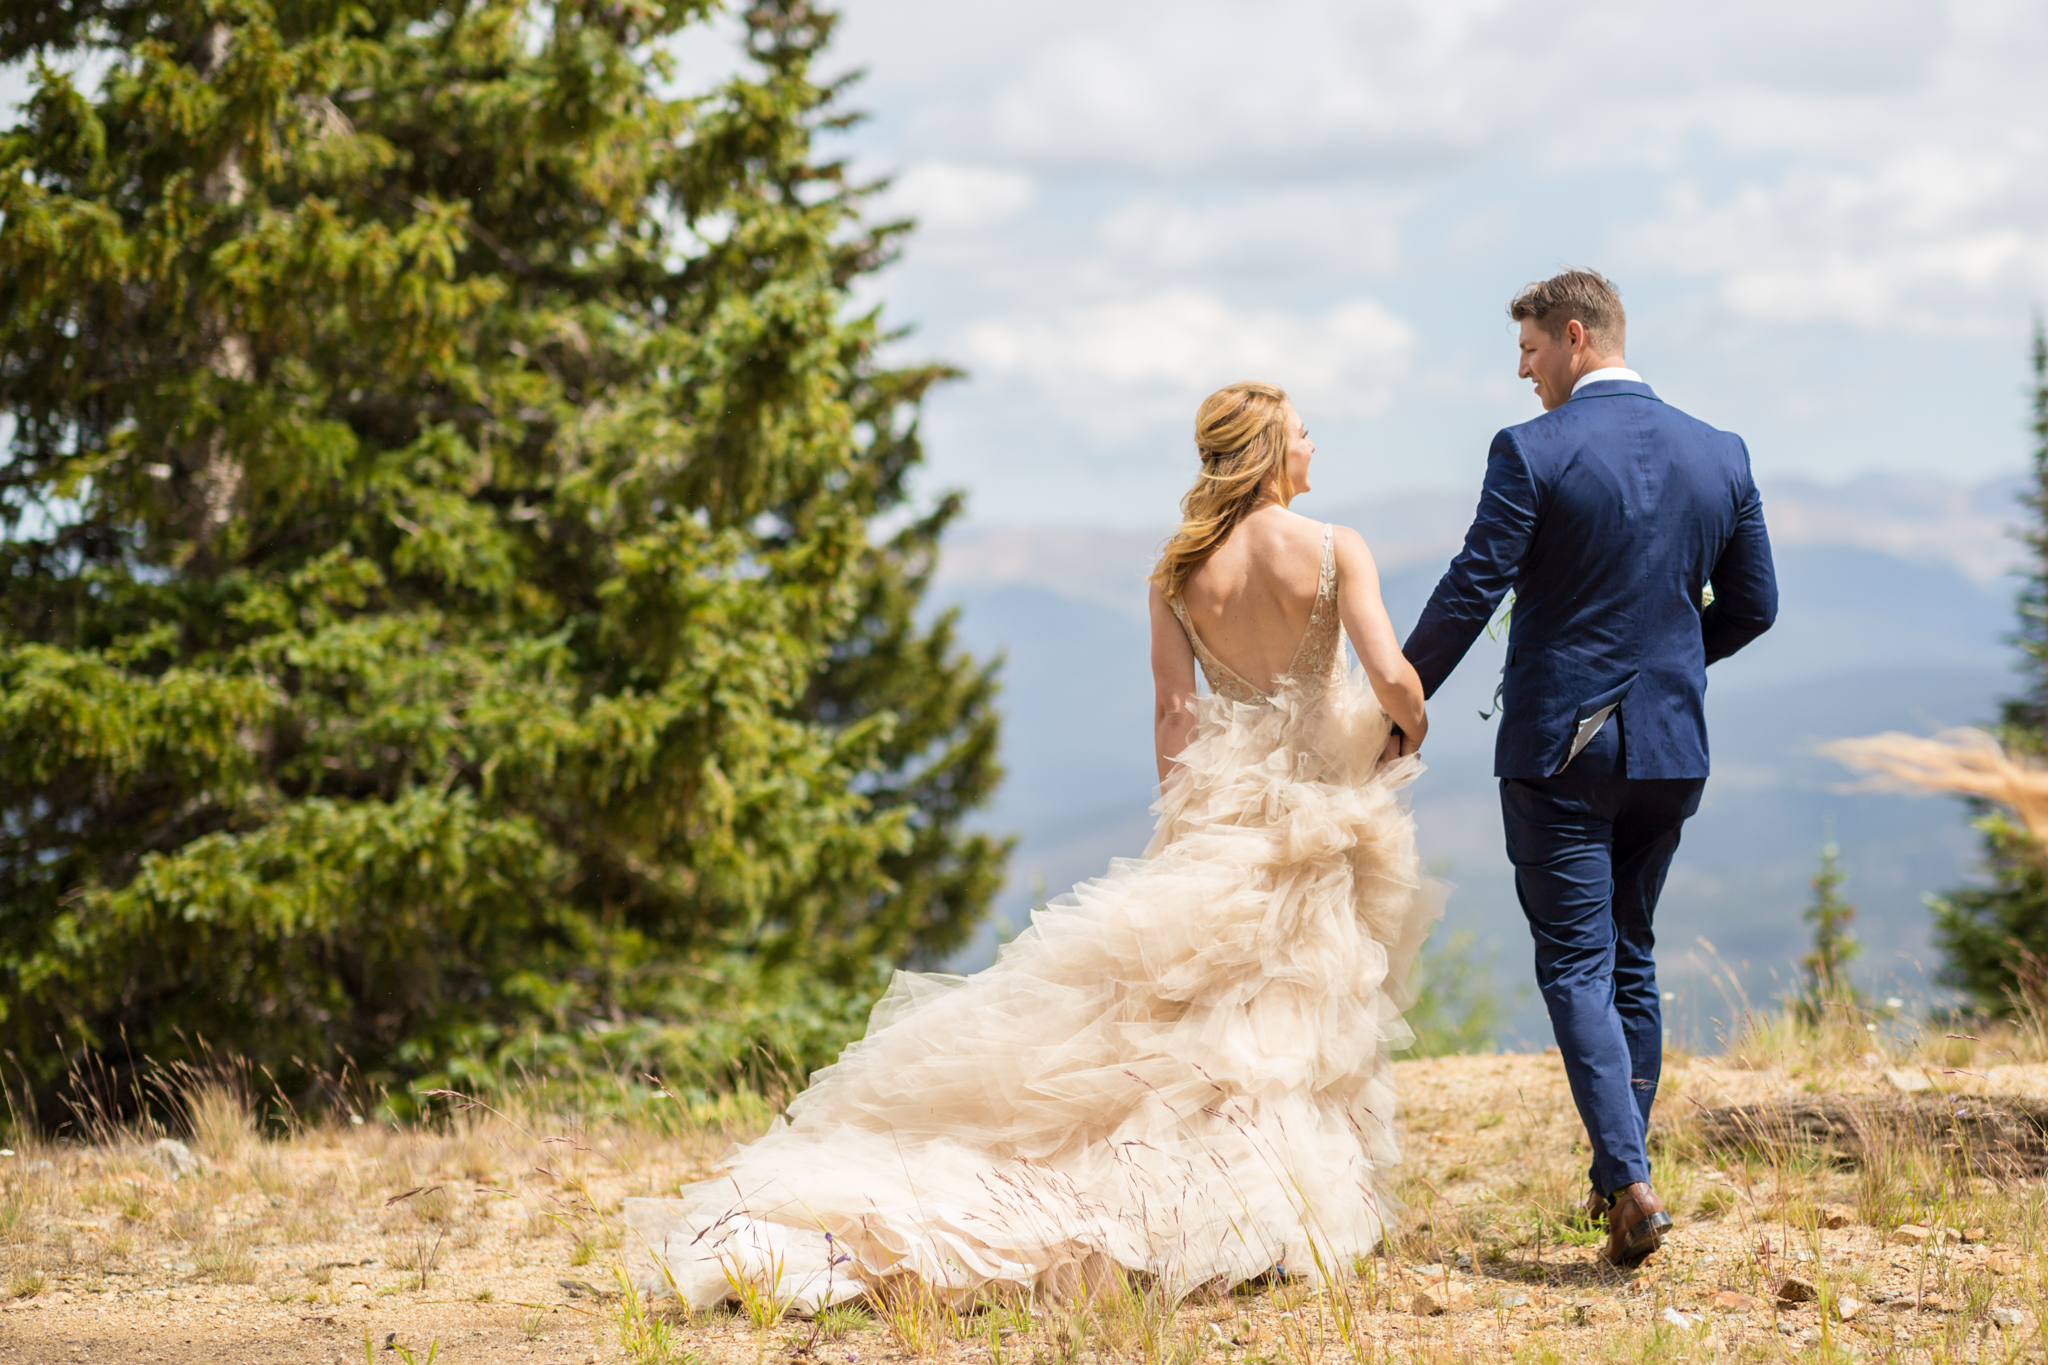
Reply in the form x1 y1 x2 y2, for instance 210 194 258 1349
0 0 1007 1102
1932 324 2048 1012
1796 834 1861 1021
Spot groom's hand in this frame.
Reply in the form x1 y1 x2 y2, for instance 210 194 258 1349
1382 721 1421 763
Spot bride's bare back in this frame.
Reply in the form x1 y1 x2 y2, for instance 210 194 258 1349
1175 507 1331 690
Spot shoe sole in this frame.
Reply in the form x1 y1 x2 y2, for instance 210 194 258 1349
1606 1211 1672 1267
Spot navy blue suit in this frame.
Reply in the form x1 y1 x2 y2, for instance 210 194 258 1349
1403 379 1777 1195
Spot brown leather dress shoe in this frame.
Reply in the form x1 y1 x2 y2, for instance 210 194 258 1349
1602 1182 1672 1266
1581 1185 1610 1226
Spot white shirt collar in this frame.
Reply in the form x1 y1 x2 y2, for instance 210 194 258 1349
1572 366 1642 395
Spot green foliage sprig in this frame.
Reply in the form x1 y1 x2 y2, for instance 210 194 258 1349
1796 833 1862 1022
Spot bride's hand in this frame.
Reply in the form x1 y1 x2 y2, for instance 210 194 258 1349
1380 714 1426 763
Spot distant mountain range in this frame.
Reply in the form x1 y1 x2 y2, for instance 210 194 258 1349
931 474 2031 1048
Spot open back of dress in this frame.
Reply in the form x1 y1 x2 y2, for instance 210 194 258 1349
1169 523 1343 702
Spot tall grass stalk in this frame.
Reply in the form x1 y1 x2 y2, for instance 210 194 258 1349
721 1247 794 1331
611 1264 691 1365
1301 1234 1375 1365
874 1274 970 1357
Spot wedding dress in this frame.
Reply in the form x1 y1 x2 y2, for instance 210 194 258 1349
625 526 1444 1310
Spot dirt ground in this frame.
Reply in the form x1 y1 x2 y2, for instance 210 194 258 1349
4 1049 2045 1364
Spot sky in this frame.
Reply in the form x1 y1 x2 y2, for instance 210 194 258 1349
760 0 2048 527
9 2 2048 528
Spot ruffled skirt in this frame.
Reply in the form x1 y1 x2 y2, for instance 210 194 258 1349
624 668 1444 1310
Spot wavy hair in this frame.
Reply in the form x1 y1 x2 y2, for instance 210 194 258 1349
1149 381 1293 599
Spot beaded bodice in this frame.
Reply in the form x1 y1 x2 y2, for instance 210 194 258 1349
1169 525 1342 704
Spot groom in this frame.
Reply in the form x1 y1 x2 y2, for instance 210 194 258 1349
1402 270 1777 1265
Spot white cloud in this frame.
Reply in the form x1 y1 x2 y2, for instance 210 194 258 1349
962 290 1415 427
892 0 1523 178
878 161 1036 232
1095 188 1410 277
1622 130 2048 332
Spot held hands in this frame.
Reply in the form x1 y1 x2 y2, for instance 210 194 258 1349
1380 713 1426 764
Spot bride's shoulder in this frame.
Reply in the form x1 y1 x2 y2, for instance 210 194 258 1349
1251 505 1328 545
1326 523 1382 576
1327 521 1370 549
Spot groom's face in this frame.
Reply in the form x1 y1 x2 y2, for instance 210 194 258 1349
1517 318 1580 412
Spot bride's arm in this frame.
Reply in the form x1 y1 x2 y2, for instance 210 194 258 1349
1333 527 1428 755
1149 584 1200 784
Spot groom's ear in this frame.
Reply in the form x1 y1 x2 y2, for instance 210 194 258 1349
1564 319 1588 352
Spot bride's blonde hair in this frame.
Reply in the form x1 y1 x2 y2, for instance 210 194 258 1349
1149 381 1294 598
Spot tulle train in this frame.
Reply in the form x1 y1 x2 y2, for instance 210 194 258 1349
624 666 1445 1310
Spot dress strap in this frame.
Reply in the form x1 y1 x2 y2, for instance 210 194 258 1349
1285 525 1343 682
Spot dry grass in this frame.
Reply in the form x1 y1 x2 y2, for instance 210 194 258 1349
0 1077 764 1363
4 1018 2048 1363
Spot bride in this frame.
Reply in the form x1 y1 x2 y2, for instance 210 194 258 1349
626 380 1443 1309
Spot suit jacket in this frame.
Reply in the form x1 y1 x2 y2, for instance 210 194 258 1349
1401 380 1778 780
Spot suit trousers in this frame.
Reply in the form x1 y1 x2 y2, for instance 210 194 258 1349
1500 714 1704 1198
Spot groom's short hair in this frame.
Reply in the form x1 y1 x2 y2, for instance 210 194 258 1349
1510 270 1625 352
